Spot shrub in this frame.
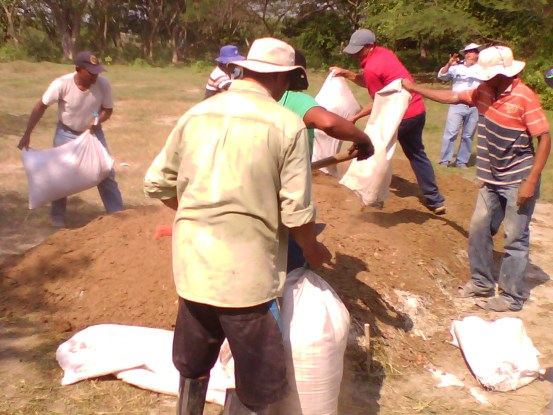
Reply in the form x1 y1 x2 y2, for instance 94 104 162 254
0 43 26 62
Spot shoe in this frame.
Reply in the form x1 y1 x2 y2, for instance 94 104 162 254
457 281 495 298
438 162 449 167
50 217 66 228
456 164 468 169
476 296 521 312
177 377 209 415
222 389 264 415
432 206 447 215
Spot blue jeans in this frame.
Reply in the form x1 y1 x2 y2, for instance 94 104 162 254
397 112 445 209
439 104 478 166
51 123 124 221
468 183 538 310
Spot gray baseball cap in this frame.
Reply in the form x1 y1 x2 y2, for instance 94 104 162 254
343 29 376 54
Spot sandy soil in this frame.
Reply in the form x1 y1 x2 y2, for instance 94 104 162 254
1 159 553 414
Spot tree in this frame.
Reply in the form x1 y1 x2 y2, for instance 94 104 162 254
43 0 87 59
0 0 25 47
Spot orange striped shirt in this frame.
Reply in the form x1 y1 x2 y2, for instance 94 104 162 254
459 79 549 185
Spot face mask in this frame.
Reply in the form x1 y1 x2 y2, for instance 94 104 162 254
232 67 242 79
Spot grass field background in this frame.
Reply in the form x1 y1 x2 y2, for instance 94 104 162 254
2 61 552 217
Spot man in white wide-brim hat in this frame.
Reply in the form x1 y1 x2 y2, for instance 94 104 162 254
401 45 551 313
436 42 482 168
144 37 331 415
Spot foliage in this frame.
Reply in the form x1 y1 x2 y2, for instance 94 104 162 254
0 0 552 71
0 41 24 61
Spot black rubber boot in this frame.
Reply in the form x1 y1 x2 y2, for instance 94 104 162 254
176 376 209 415
222 389 265 415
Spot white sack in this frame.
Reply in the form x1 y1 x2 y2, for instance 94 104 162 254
340 79 411 206
450 316 541 391
312 72 361 177
55 324 235 405
270 268 350 415
22 130 114 209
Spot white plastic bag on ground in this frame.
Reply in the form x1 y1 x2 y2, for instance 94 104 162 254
312 72 361 177
22 130 114 209
56 324 234 405
340 79 411 206
450 316 541 391
269 267 350 415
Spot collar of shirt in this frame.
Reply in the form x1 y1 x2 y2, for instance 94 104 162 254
360 46 380 68
229 79 272 98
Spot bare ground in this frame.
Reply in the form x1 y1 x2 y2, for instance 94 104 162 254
1 159 553 414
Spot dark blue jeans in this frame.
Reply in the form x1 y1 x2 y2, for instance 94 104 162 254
397 112 445 209
286 238 305 273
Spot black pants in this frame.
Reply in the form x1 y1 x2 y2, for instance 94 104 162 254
397 112 445 208
172 298 288 409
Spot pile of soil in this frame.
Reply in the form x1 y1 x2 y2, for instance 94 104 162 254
0 160 478 365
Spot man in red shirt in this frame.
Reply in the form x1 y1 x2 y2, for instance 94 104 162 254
331 29 445 214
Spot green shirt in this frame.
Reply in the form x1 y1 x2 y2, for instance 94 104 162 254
279 90 320 153
144 80 315 307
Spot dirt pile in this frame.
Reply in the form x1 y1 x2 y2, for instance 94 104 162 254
0 160 479 367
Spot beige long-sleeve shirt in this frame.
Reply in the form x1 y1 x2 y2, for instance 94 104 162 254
144 79 315 307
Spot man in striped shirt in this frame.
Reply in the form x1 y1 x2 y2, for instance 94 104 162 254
401 46 551 312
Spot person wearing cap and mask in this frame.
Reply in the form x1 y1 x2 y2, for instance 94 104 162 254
436 43 482 168
144 37 331 415
17 51 123 228
330 29 446 215
278 49 374 272
204 45 245 100
402 46 551 312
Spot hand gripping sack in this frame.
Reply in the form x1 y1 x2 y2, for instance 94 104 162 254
312 72 361 177
340 79 411 206
22 130 114 209
269 268 350 415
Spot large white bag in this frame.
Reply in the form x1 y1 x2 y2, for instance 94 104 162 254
340 79 411 206
450 316 541 391
55 324 235 405
312 72 361 177
270 268 350 415
22 130 114 209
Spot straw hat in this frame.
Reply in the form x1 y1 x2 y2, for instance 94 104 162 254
471 46 525 81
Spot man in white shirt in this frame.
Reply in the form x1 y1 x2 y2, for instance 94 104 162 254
437 43 482 168
18 51 123 228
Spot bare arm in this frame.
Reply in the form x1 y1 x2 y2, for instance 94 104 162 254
402 79 464 105
518 132 551 206
17 100 48 150
303 106 370 145
289 222 332 269
350 102 373 123
329 66 366 88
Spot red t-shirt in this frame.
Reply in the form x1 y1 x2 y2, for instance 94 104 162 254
361 46 425 119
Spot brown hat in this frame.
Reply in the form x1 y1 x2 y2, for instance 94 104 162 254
74 51 105 74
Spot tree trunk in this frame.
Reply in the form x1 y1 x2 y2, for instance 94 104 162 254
1 0 20 47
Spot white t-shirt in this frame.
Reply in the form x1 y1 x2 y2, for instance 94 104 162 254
41 73 114 132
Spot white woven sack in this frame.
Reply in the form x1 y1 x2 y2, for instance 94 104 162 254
451 316 541 392
270 268 350 415
312 72 361 177
22 130 114 209
340 79 411 206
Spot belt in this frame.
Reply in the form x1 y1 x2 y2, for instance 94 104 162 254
58 122 84 135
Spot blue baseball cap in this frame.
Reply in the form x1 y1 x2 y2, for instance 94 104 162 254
544 67 553 88
215 45 245 64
